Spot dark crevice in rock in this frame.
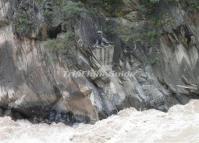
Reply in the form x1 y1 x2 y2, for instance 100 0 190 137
53 85 62 99
0 106 30 121
47 25 62 39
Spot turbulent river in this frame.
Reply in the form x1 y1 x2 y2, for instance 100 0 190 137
0 100 199 143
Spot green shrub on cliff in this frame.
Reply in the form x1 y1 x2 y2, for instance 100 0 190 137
139 0 160 15
182 0 199 12
102 0 123 13
14 12 37 37
45 32 76 53
45 39 65 51
35 0 44 5
79 0 124 16
15 15 29 34
63 1 87 19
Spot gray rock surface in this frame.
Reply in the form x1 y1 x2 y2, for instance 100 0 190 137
0 0 198 123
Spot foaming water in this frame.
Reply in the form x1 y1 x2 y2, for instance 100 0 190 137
1 100 199 143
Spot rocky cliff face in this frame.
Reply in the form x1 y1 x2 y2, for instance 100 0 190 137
0 0 198 124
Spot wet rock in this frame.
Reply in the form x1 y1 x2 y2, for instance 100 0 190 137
74 114 90 123
47 110 79 124
12 112 23 120
55 112 62 123
32 117 39 124
4 109 12 117
60 112 68 123
0 108 4 116
48 110 57 123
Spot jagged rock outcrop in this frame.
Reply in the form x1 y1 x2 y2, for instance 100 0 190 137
0 0 198 124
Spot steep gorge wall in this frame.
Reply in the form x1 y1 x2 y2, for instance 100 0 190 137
0 0 198 124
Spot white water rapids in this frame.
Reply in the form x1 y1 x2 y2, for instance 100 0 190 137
0 100 199 143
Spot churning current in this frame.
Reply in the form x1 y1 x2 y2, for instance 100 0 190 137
0 100 199 143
